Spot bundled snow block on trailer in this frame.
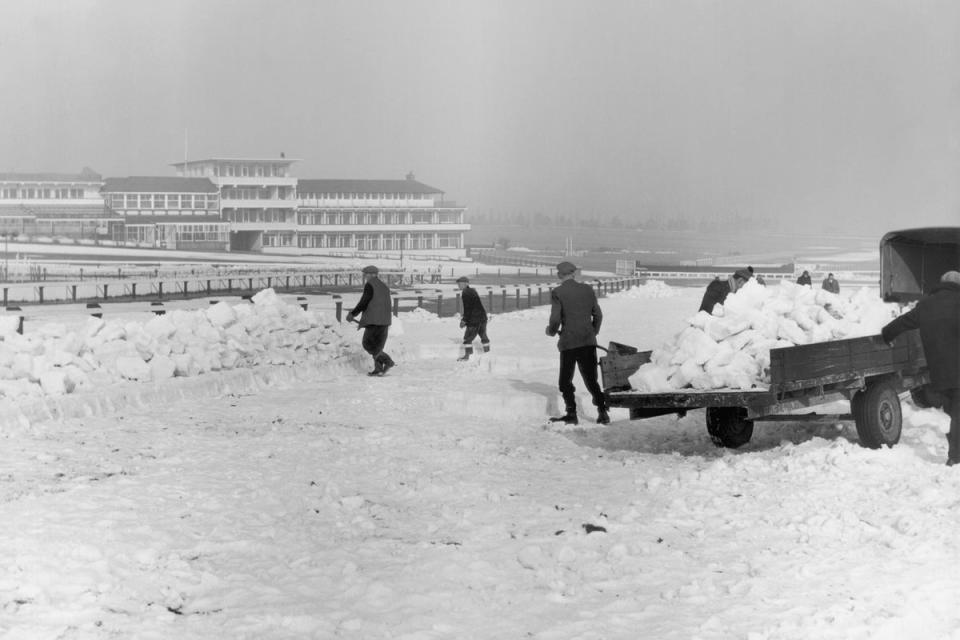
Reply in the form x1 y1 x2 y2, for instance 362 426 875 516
768 331 926 390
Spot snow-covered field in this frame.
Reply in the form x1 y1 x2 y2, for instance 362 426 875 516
2 278 958 640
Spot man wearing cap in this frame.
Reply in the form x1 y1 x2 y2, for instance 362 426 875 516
881 270 960 466
347 265 397 376
545 261 609 425
698 268 752 314
456 276 489 361
822 273 840 294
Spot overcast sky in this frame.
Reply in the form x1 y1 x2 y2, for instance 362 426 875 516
1 0 957 232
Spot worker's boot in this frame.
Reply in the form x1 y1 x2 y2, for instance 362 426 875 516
482 343 490 353
458 346 473 362
367 359 384 377
596 407 610 425
378 353 395 375
550 405 578 425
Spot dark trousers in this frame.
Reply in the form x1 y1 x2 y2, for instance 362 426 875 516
361 325 393 365
558 345 606 413
462 319 490 345
945 389 960 462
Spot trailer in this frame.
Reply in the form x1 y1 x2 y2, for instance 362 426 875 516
600 226 957 449
601 332 928 448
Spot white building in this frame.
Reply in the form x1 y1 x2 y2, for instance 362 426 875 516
295 173 468 258
171 157 299 251
0 168 119 240
101 177 229 250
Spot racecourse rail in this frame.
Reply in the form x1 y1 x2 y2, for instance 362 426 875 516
0 271 647 335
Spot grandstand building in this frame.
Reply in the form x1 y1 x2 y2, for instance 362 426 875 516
101 177 229 250
0 168 119 240
295 173 468 258
0 158 469 257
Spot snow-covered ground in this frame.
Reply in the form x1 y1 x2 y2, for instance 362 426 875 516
1 278 958 640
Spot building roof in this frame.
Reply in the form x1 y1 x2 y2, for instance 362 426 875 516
103 177 219 193
0 167 102 183
170 157 299 167
122 215 226 224
297 178 443 195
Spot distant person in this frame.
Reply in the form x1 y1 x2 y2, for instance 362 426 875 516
699 268 751 314
822 273 840 294
881 270 960 465
747 265 765 286
346 265 396 376
456 276 489 361
797 270 812 286
545 261 609 425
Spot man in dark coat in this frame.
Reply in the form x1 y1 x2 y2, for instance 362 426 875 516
881 270 960 465
822 273 840 294
545 261 609 425
699 268 751 314
456 276 489 361
797 270 812 286
346 265 396 376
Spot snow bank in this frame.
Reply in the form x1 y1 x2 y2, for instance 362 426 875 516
0 289 350 408
630 280 900 391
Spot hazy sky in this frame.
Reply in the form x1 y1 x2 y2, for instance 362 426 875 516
1 0 957 232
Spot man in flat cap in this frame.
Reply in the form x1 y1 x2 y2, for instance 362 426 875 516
347 265 396 376
698 268 752 314
821 273 840 294
545 261 609 425
882 270 960 465
456 276 489 361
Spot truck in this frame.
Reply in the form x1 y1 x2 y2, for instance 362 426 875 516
600 227 960 449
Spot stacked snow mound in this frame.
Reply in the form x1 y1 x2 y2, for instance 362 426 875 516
609 280 683 299
629 280 899 392
0 289 348 401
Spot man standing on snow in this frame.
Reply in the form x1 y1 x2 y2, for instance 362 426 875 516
698 268 751 314
545 261 609 425
456 276 489 361
822 273 840 294
346 265 396 377
881 270 960 466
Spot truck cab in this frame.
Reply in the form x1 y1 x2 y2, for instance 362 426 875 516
880 227 960 303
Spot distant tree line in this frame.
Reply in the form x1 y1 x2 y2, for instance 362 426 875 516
468 210 780 232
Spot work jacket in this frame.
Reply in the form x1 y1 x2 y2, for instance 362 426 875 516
350 276 392 327
882 282 960 391
547 279 602 351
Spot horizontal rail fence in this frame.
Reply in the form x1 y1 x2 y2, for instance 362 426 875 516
2 274 644 333
0 270 415 306
396 276 644 319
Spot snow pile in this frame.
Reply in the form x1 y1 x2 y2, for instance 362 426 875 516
402 307 444 323
0 288 347 402
609 279 682 299
630 280 900 391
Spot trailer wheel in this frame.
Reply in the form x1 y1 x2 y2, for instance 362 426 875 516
853 381 902 449
705 407 754 448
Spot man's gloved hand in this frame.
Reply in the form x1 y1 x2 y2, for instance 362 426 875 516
459 320 466 328
346 312 355 323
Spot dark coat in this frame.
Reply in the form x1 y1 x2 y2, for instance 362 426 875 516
460 286 487 325
547 279 602 351
881 282 960 391
822 277 840 294
797 273 812 286
699 279 732 313
350 276 392 327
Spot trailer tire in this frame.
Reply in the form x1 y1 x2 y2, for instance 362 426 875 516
853 381 902 449
706 407 754 448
